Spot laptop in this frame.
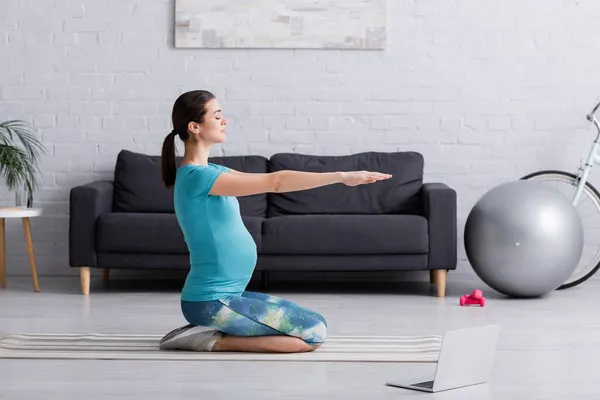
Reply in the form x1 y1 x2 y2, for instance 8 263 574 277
386 324 500 393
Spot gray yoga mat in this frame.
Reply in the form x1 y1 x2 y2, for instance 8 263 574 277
0 333 442 362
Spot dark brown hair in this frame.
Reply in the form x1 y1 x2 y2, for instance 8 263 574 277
161 90 216 188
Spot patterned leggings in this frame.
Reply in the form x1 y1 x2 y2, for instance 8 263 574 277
181 291 328 345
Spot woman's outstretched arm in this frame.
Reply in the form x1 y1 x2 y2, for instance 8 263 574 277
210 169 391 197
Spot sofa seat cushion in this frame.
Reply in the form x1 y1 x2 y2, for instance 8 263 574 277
262 215 428 255
97 213 263 253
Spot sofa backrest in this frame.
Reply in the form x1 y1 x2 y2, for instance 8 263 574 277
112 150 423 217
267 151 424 216
112 150 269 216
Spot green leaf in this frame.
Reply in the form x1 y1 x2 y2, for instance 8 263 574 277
0 120 47 205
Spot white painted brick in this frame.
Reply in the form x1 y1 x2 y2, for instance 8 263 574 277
233 58 279 73
279 58 326 73
256 117 281 131
313 89 368 102
69 73 113 87
80 117 102 130
309 117 330 131
33 115 56 129
392 116 420 129
489 116 511 131
369 117 392 130
292 74 343 88
0 73 22 85
1 86 44 100
268 131 316 145
64 18 108 32
37 187 71 202
148 117 170 132
221 144 251 156
295 102 340 116
249 74 293 87
35 202 69 216
314 132 359 145
441 117 463 132
39 156 71 173
43 129 87 143
69 103 112 116
53 33 77 46
426 162 469 175
225 90 272 101
318 145 355 156
41 173 57 187
341 102 435 116
54 58 97 73
510 116 534 132
54 144 97 158
469 161 518 176
47 87 92 101
285 117 310 130
113 102 158 116
24 73 69 86
24 102 68 115
102 115 148 131
92 156 119 172
8 30 53 46
251 103 294 116
89 131 134 143
56 115 79 129
458 130 504 146
97 32 122 47
237 117 262 131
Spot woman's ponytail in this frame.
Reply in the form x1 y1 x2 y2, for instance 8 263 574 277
161 89 216 188
161 130 177 188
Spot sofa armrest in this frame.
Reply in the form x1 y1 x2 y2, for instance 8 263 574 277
421 183 457 270
69 181 114 268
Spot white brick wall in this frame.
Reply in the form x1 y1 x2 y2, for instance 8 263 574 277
1 0 600 281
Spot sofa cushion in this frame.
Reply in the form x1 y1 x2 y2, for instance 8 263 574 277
96 213 263 253
267 151 424 217
112 150 269 216
261 215 428 255
113 150 174 213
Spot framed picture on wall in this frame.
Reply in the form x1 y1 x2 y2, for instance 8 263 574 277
175 0 386 50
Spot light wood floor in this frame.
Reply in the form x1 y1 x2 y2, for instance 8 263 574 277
1 273 599 399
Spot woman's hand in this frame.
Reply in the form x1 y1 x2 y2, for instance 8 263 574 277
339 171 393 187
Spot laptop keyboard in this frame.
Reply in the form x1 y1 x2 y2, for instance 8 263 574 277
413 380 434 389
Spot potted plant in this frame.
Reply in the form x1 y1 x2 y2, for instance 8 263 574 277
0 120 46 208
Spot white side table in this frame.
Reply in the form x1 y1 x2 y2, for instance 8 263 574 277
0 207 42 292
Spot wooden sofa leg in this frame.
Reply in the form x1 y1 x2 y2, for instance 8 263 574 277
433 270 447 298
102 269 110 284
80 267 90 295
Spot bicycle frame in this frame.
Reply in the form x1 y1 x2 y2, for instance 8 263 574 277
572 101 600 205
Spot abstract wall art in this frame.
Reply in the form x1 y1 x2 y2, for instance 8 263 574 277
175 0 386 50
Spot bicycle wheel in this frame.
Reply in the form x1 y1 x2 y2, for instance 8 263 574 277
521 170 600 289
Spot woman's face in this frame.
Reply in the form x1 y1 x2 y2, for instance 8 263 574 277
190 98 228 143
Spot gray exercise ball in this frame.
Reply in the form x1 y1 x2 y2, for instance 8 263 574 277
464 180 584 297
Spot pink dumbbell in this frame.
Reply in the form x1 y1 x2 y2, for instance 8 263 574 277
460 289 486 307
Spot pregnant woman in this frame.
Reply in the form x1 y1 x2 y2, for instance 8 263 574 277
159 90 392 353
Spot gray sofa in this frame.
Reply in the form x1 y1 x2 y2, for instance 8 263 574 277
69 150 457 296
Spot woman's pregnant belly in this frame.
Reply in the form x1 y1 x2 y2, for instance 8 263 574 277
184 226 257 300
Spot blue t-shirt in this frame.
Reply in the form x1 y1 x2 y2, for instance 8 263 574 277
174 163 257 302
